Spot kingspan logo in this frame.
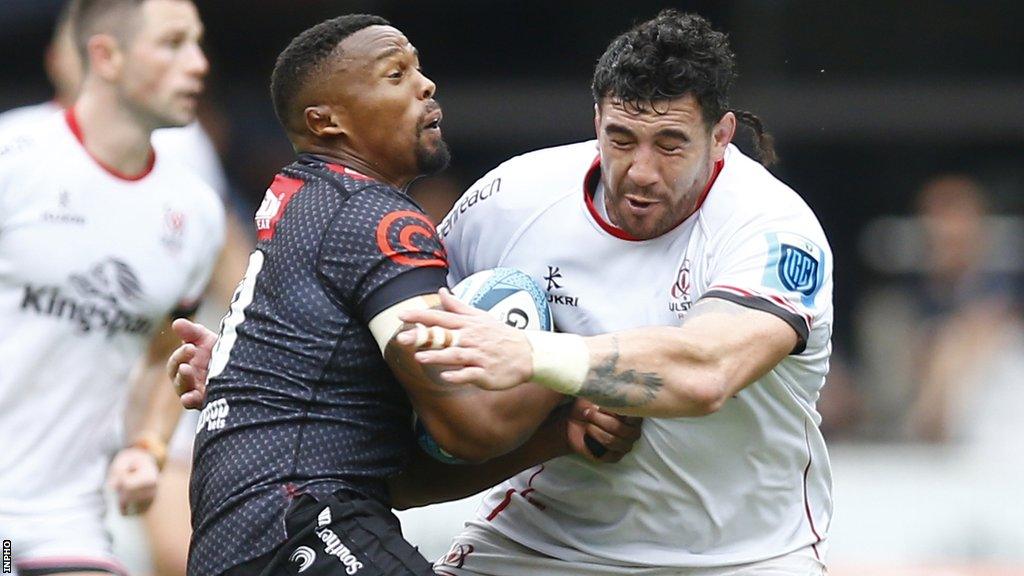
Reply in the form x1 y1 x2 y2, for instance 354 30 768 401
19 258 152 337
314 507 364 575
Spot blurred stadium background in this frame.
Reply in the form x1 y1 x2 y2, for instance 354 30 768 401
2 1 1021 574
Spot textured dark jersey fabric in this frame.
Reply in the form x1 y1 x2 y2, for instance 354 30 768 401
188 154 448 576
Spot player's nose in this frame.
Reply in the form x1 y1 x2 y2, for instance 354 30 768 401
186 42 210 78
419 72 436 100
626 146 660 188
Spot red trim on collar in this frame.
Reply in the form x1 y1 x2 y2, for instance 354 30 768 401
694 158 725 216
65 108 156 181
582 154 725 241
324 162 373 181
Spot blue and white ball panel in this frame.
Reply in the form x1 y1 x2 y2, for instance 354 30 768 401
451 268 552 332
412 414 462 463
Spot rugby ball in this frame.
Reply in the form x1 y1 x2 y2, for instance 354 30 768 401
450 267 552 332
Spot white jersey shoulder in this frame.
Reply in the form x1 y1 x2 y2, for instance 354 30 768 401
700 146 829 253
152 122 229 196
0 101 62 139
698 145 833 343
439 140 597 283
0 101 228 196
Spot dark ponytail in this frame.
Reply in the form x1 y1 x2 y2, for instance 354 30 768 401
732 109 777 167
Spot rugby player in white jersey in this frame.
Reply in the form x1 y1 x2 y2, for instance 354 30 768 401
169 10 833 576
0 1 228 199
0 1 224 574
399 10 834 576
0 4 253 574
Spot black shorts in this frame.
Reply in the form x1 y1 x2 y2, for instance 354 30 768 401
223 491 435 576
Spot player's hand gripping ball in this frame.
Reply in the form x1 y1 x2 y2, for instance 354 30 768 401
413 268 552 463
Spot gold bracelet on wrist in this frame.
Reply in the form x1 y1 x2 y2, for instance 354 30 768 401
131 431 168 470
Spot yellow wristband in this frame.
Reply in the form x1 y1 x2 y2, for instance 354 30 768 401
131 431 168 470
524 331 590 395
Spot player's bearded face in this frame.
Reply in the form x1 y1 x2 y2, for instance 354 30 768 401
116 0 208 129
414 103 451 175
596 95 724 240
335 26 450 183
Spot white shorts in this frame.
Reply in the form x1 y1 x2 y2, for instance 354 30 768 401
1 504 127 575
433 522 826 576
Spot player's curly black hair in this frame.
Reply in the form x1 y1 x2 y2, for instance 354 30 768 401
592 10 777 165
270 14 389 132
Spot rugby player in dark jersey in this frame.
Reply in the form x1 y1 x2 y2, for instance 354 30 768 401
174 15 640 576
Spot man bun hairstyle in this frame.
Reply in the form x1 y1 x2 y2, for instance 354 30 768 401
270 14 389 131
592 9 777 166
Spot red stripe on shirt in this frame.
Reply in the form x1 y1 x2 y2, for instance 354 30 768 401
65 108 155 182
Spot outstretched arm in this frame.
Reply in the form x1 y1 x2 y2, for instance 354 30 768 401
399 292 797 418
166 317 642 473
165 298 609 463
110 317 187 515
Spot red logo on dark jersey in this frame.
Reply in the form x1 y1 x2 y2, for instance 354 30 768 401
375 210 447 268
256 175 303 242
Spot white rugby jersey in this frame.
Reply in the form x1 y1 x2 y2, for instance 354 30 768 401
440 141 834 567
0 109 224 514
0 101 228 196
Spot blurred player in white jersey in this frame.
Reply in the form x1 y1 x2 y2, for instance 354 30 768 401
0 1 225 575
168 9 833 576
397 10 833 576
0 1 227 198
0 4 252 574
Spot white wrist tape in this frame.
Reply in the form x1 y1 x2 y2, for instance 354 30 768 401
524 331 590 395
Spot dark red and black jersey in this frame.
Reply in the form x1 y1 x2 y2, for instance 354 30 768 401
188 154 447 576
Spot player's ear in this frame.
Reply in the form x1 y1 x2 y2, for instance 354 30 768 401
593 103 601 136
304 105 347 139
710 111 736 162
85 34 123 81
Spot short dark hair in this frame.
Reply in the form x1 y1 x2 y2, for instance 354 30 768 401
591 10 736 125
70 0 146 64
270 14 389 131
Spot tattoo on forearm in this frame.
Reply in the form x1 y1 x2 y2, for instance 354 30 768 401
579 335 663 407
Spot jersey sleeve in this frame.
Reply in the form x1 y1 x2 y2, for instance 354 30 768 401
173 182 226 317
702 214 833 354
318 185 448 323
